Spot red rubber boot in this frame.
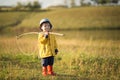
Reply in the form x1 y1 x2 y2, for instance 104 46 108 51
42 66 47 76
47 65 56 76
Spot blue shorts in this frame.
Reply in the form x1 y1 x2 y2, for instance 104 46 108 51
41 56 54 67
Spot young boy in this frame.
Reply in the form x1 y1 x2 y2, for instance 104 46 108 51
38 18 58 76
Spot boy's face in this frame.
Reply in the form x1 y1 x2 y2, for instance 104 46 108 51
41 22 51 32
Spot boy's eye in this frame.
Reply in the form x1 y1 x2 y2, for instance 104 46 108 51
45 25 50 27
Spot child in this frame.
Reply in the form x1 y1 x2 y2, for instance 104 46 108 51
38 18 58 76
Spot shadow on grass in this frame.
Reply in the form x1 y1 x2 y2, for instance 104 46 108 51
55 73 90 80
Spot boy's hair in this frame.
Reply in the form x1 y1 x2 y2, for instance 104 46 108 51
39 18 52 31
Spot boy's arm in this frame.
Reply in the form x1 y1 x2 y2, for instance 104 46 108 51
38 33 48 44
54 36 59 54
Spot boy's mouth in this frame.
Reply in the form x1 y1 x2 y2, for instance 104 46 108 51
45 28 50 31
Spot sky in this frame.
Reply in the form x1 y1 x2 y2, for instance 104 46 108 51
0 0 82 8
1 0 119 8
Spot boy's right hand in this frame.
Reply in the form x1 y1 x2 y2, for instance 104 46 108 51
44 32 49 38
45 31 49 35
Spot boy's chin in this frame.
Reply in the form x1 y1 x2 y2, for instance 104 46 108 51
44 30 50 32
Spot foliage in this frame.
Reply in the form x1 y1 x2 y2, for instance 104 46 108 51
15 1 41 11
93 0 119 4
111 0 119 3
32 1 41 9
70 0 76 7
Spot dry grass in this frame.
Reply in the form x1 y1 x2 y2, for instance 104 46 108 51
0 30 120 79
0 12 28 27
15 6 120 30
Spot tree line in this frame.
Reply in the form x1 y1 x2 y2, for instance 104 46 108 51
92 0 119 4
14 1 41 10
15 0 120 9
68 0 119 7
0 0 119 12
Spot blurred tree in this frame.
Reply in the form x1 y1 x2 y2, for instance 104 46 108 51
26 2 32 9
80 0 84 6
16 2 23 9
97 0 110 4
80 0 92 6
64 0 68 7
32 1 41 9
111 0 119 3
70 0 76 7
93 0 119 4
15 1 41 11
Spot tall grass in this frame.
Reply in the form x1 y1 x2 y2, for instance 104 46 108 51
16 6 120 30
0 30 120 79
0 12 29 33
0 6 120 35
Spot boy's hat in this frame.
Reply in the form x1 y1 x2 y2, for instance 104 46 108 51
39 18 52 30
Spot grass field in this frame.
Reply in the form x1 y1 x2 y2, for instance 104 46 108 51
0 12 28 28
0 6 120 80
16 6 120 30
0 6 120 33
0 30 120 80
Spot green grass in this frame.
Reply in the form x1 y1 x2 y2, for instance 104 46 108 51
0 30 120 80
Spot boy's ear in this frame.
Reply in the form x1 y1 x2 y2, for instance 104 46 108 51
39 26 43 31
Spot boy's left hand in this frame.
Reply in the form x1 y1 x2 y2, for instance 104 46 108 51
55 49 58 54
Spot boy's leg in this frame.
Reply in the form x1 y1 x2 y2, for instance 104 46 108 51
47 56 56 75
41 58 48 76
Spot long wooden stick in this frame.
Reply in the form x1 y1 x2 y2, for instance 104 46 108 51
48 32 64 36
16 32 64 39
